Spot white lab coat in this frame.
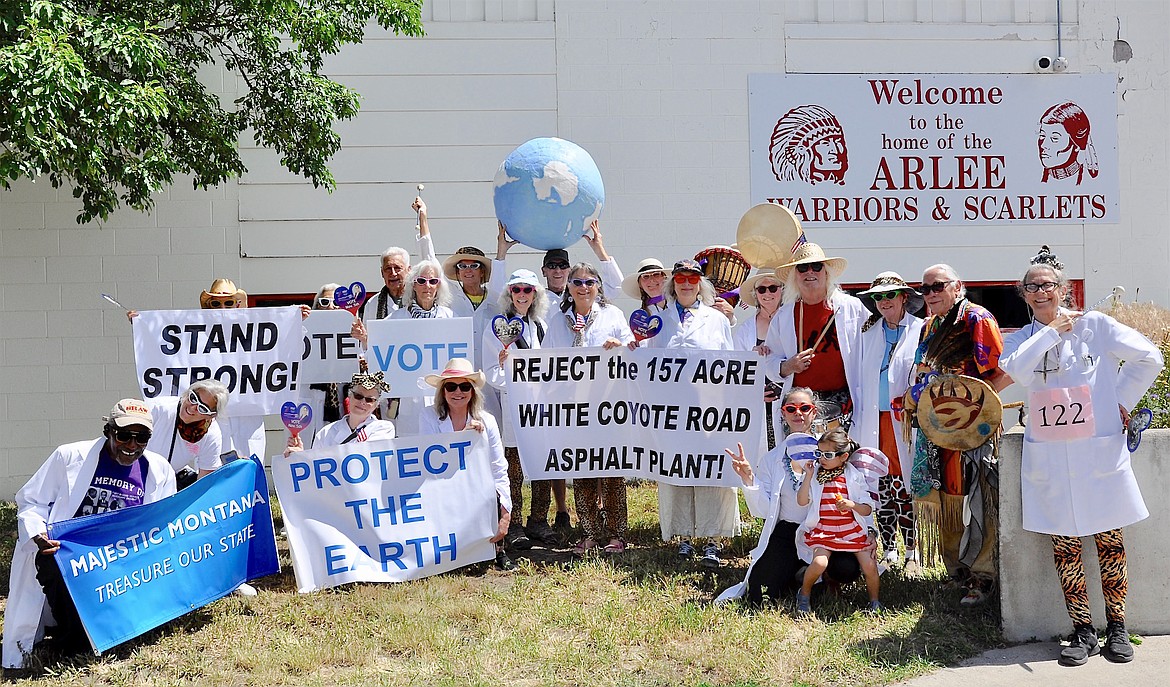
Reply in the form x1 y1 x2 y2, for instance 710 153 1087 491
3 440 176 668
646 301 740 540
853 312 924 463
312 416 397 447
763 291 869 402
543 303 633 349
1000 311 1163 536
387 305 453 437
219 414 265 465
145 397 224 473
417 406 512 514
732 313 774 462
483 314 546 447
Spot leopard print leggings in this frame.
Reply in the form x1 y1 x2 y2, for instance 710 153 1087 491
1051 528 1127 626
877 474 916 554
573 478 628 542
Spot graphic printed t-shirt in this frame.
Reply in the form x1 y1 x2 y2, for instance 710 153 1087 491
75 447 148 517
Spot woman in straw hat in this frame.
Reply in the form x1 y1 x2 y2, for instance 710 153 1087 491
1001 247 1161 666
419 358 514 571
644 259 739 568
284 359 396 457
855 272 925 575
544 262 634 555
485 269 561 550
733 269 785 455
763 243 869 433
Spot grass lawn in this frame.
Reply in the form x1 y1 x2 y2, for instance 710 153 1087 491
0 482 1001 686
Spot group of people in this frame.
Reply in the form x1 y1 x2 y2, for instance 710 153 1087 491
4 192 1163 671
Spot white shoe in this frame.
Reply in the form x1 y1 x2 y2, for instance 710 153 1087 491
883 549 900 566
233 582 258 597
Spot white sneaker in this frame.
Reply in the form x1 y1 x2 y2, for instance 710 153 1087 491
233 582 258 597
883 549 900 566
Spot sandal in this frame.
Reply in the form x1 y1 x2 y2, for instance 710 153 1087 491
573 538 599 555
603 539 627 554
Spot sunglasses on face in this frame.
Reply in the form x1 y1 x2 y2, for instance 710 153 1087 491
795 262 824 273
782 403 815 414
350 390 379 404
455 262 482 271
812 449 848 459
673 273 701 284
187 389 217 416
1023 281 1059 293
316 297 334 308
544 262 570 270
414 277 441 286
509 285 535 294
756 284 781 294
205 299 239 309
443 381 474 393
570 278 598 288
920 280 953 294
113 428 152 444
869 291 903 302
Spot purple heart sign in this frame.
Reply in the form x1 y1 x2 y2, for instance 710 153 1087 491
333 281 367 315
629 309 663 342
492 314 525 348
280 401 313 438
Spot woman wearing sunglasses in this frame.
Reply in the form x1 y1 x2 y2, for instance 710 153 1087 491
419 358 514 571
144 380 230 487
764 243 869 434
718 387 863 606
387 259 454 436
620 257 670 314
284 360 396 457
855 272 925 575
1000 247 1162 667
644 259 738 567
733 269 785 455
484 269 562 551
545 263 634 554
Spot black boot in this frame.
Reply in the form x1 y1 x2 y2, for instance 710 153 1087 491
1058 624 1100 666
1102 621 1134 663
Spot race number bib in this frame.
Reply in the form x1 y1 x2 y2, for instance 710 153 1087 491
1028 385 1095 442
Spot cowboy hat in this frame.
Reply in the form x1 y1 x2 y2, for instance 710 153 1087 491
738 269 784 307
775 242 848 278
857 271 924 317
423 357 486 389
621 258 669 300
442 246 492 281
199 278 247 309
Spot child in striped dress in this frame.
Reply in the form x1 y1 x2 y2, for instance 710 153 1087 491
795 428 887 615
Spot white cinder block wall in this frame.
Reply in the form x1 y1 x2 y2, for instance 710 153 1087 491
2 0 1167 497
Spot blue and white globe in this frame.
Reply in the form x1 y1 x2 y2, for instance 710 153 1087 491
493 137 605 250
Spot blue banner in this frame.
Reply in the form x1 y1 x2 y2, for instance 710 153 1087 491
47 457 279 653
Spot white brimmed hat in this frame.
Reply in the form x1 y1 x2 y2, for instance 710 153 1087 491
506 269 541 288
620 258 669 300
423 357 486 389
442 246 492 281
739 269 784 307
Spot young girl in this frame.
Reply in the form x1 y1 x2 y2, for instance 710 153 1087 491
795 428 887 614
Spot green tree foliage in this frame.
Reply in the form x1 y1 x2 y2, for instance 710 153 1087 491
0 1 423 222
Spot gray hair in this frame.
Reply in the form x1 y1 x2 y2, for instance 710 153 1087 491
498 281 549 322
665 275 716 306
560 263 610 313
401 260 452 310
924 263 966 299
313 283 341 309
381 246 410 264
187 379 229 417
781 266 842 306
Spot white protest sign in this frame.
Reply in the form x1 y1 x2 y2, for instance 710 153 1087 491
298 309 362 384
272 432 497 592
133 307 302 416
506 347 762 487
366 317 474 398
749 73 1118 226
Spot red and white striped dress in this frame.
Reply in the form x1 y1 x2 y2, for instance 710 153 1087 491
804 473 868 552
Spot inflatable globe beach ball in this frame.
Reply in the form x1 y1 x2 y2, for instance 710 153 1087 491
492 137 605 251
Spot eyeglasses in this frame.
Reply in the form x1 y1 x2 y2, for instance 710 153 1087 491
509 285 535 294
782 403 815 414
187 390 217 417
570 278 598 288
869 291 903 302
795 262 824 273
639 272 666 281
350 390 379 404
1023 281 1059 293
455 261 482 271
673 273 701 284
204 299 240 309
756 284 781 294
544 261 570 270
812 449 848 459
414 277 441 286
443 381 474 393
920 281 953 294
315 297 334 308
113 428 152 444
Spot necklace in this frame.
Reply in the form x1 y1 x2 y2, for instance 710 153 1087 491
816 464 845 485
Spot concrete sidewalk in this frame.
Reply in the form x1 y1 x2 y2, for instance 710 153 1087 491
894 634 1169 686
